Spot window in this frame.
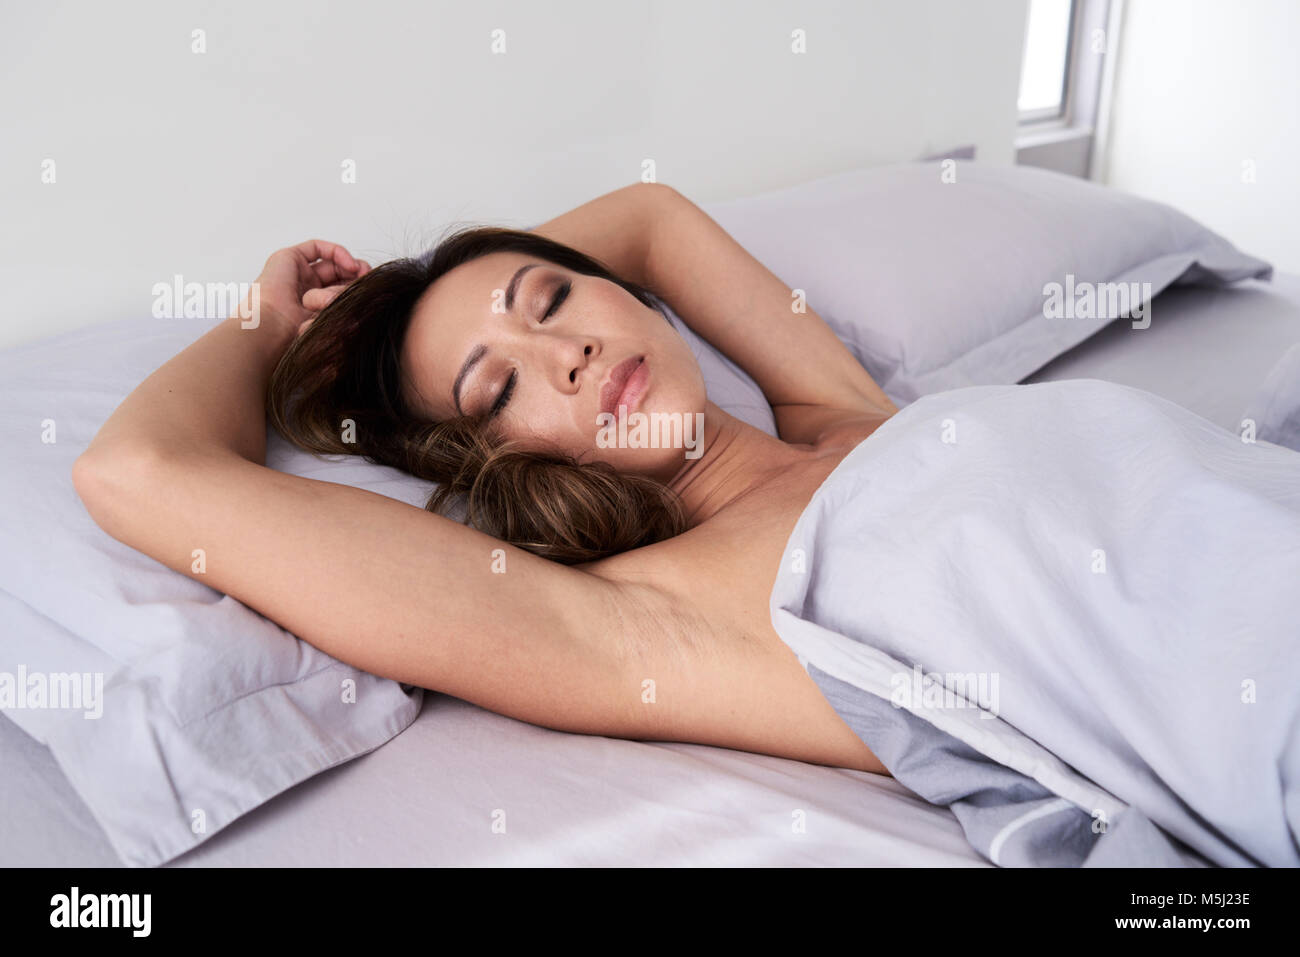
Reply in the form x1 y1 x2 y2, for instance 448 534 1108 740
1019 0 1076 123
1015 0 1117 180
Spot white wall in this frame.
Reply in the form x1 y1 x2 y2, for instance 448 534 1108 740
0 0 1028 348
1100 0 1300 274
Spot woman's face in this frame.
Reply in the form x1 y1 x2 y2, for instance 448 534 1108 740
400 251 707 479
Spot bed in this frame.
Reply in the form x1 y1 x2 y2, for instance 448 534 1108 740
5 268 1296 869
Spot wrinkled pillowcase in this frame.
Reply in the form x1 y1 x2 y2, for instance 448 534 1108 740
698 159 1273 404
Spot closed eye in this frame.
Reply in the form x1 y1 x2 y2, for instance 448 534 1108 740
490 279 572 417
542 280 571 321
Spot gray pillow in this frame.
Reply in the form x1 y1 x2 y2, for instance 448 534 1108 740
0 318 427 866
699 160 1273 404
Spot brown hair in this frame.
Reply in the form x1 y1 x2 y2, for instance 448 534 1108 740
266 225 689 565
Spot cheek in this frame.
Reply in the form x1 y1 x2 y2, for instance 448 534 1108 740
501 305 705 459
652 333 708 412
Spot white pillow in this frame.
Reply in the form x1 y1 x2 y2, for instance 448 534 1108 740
700 160 1272 404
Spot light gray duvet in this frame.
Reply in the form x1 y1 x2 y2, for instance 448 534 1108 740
770 378 1300 867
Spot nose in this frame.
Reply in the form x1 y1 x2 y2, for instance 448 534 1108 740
542 334 597 393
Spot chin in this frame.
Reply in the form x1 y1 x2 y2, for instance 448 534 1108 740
590 384 709 473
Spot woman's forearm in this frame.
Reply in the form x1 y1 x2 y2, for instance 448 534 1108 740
643 186 897 415
82 313 295 467
528 182 666 289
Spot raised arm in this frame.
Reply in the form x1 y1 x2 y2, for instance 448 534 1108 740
527 181 665 289
636 183 897 444
69 241 640 734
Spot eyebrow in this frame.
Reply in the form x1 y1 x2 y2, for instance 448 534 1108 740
451 263 539 415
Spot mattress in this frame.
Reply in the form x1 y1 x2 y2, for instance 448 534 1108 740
4 273 1299 868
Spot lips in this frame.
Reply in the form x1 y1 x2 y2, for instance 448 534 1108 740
599 355 646 416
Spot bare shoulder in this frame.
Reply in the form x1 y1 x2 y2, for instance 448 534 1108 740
779 404 896 449
581 557 882 771
576 433 890 773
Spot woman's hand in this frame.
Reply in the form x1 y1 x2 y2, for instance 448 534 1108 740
249 239 372 338
80 240 373 473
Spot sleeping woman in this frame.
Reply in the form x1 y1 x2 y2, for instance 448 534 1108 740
72 183 900 776
72 177 1300 845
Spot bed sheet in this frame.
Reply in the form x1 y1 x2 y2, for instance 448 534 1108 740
0 692 985 867
5 273 1298 868
1025 273 1300 428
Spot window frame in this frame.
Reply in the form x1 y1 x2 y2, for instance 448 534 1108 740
1015 0 1120 180
1017 0 1078 126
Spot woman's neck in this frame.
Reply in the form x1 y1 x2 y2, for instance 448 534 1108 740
664 401 813 528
